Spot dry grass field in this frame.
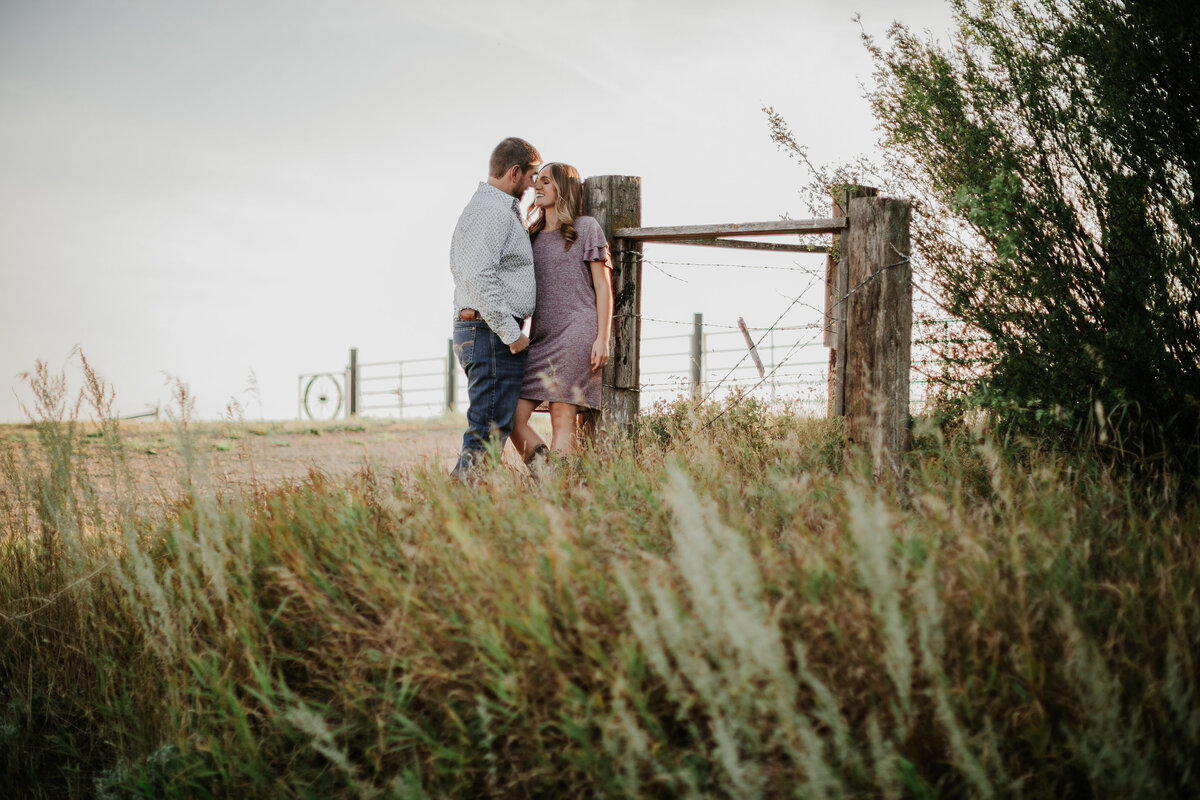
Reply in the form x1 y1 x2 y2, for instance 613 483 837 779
0 414 545 508
2 378 1198 798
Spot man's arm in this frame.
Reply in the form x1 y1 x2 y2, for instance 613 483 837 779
452 212 524 345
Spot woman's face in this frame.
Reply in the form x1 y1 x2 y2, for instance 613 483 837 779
533 168 558 209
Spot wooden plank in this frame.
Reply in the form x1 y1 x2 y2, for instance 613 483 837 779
737 317 765 378
583 175 642 438
664 238 829 254
615 217 846 241
843 195 912 483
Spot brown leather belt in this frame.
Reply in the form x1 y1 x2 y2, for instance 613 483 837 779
460 309 524 326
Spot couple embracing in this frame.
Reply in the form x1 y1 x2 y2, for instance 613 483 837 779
449 137 613 479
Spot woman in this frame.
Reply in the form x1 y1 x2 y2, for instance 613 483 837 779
510 162 613 463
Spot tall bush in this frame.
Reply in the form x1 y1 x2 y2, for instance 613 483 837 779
772 0 1199 465
870 0 1200 464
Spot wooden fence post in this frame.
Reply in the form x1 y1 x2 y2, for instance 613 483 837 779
843 195 912 481
827 186 879 417
690 312 703 401
347 347 358 419
583 175 642 438
444 338 456 413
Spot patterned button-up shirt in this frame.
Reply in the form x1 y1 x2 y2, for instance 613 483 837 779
450 182 536 345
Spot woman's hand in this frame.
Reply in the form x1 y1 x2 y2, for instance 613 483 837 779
590 337 610 372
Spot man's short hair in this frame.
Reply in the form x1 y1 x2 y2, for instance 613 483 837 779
489 137 541 179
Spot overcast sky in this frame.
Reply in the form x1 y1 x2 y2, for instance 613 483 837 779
0 0 954 423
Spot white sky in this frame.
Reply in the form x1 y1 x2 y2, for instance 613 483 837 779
0 0 954 423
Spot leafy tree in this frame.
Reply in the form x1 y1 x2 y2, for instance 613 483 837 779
782 0 1200 468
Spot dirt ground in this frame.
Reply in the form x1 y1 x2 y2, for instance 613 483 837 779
0 415 549 506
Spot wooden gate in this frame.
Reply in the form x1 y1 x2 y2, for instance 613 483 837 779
582 176 912 480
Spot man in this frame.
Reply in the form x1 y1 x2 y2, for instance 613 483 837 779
449 137 542 478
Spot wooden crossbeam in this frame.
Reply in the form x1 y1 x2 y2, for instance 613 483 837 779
666 238 829 254
614 218 846 241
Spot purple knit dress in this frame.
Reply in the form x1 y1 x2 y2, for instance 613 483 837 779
521 216 610 409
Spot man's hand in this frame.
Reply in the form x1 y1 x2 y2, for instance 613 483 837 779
509 333 530 354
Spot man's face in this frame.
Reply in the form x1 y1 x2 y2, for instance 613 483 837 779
510 163 540 199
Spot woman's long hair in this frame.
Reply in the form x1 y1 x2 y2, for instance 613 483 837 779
527 162 585 250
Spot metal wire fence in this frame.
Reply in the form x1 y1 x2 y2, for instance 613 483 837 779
298 318 973 420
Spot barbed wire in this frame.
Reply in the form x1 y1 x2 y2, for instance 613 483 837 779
635 241 944 316
639 376 827 393
701 324 830 428
771 270 829 327
699 247 912 427
696 291 816 407
621 257 830 335
686 260 836 405
636 251 829 284
619 313 823 331
707 322 824 333
644 244 949 316
637 255 824 274
843 245 911 299
645 261 688 283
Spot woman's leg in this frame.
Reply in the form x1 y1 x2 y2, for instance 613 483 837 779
547 402 581 454
509 398 545 460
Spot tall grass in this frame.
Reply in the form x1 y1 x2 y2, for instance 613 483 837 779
2 365 1198 798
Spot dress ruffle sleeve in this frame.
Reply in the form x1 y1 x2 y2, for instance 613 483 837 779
577 217 610 264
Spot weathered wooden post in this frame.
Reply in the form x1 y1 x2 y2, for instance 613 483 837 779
690 312 703 400
583 175 642 437
347 347 359 419
444 338 456 413
843 195 912 481
827 186 879 416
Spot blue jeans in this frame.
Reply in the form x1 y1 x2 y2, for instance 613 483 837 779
452 320 527 476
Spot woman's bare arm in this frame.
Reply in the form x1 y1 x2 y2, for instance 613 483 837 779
590 259 613 372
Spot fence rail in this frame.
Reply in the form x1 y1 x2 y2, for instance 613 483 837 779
299 318 976 420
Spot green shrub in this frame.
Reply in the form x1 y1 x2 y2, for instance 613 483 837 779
869 0 1200 468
